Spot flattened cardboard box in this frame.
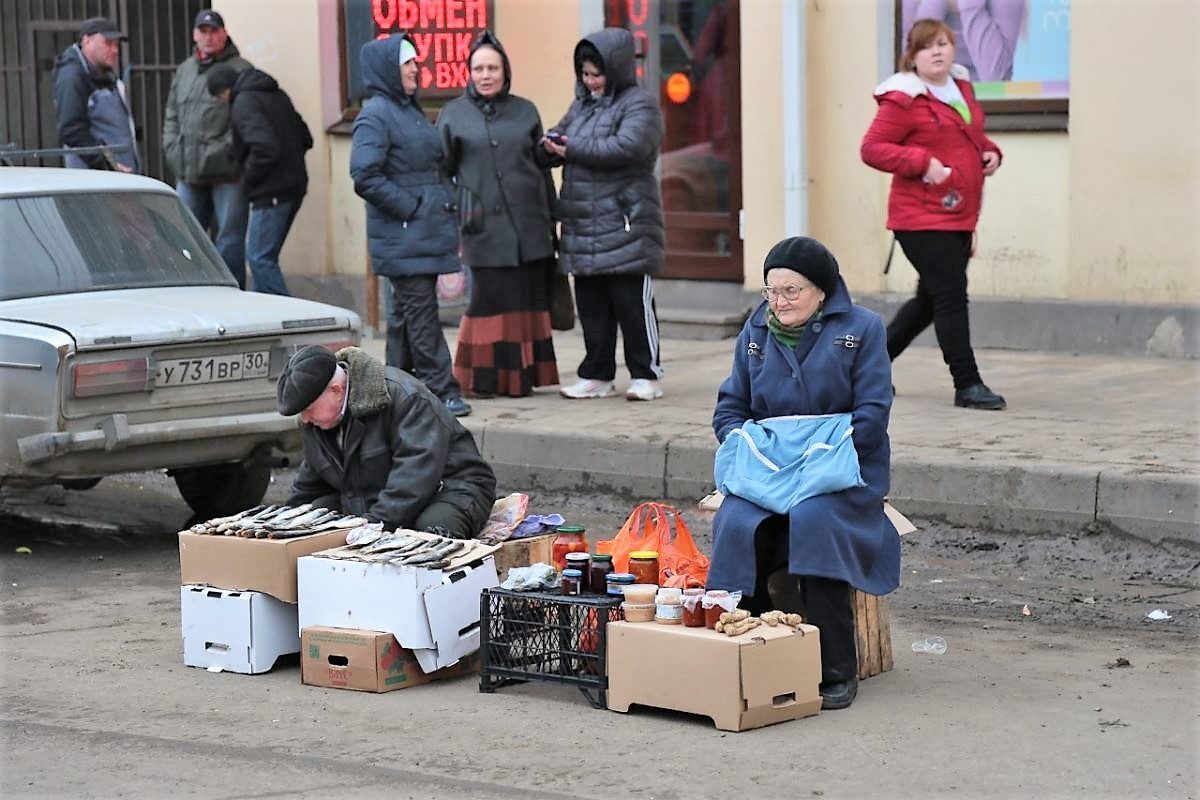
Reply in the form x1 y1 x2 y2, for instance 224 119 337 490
179 529 348 603
301 626 478 692
607 621 823 731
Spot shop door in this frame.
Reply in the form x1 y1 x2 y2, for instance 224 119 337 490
606 0 743 281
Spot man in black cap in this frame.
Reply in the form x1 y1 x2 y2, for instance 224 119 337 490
162 10 252 286
276 345 497 537
52 17 140 172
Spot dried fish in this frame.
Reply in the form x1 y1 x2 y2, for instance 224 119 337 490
345 525 384 548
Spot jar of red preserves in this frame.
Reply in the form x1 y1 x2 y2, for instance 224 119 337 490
703 589 730 629
627 550 660 586
551 525 589 570
588 554 614 594
682 588 706 627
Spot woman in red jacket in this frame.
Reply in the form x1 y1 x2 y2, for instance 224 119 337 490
861 18 1006 410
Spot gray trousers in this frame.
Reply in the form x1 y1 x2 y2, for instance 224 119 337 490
386 275 460 401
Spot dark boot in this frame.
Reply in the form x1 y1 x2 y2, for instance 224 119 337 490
955 383 1006 410
820 676 859 710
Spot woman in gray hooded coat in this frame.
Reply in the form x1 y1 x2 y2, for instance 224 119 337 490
437 31 560 398
544 28 666 402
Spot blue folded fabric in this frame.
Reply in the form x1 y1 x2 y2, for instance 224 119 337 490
714 413 865 515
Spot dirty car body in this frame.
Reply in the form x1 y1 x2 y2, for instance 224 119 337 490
0 168 360 514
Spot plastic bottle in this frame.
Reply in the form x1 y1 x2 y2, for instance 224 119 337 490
911 636 947 655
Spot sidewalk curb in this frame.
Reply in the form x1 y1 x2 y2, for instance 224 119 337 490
463 419 1200 546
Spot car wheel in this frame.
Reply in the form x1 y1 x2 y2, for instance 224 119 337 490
60 477 102 491
173 461 271 519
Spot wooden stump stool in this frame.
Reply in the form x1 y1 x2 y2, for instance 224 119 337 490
853 590 893 680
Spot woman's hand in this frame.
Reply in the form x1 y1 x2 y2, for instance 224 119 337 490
923 156 951 184
981 151 1001 176
542 137 567 158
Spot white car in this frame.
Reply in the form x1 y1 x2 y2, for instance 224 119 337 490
0 168 360 517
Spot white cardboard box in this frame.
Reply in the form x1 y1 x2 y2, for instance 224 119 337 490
181 585 299 674
297 552 499 673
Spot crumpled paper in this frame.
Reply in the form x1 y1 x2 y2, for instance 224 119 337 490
500 562 561 591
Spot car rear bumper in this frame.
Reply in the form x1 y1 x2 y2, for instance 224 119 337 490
18 411 300 465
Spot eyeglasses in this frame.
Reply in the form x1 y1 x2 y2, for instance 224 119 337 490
761 285 809 302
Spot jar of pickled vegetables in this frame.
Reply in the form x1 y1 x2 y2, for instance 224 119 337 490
627 550 660 586
551 525 589 570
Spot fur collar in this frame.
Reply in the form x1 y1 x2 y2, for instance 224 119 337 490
334 346 391 418
874 64 971 99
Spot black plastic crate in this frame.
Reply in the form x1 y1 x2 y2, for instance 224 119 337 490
479 588 623 708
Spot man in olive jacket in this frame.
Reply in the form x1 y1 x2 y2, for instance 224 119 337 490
277 346 497 538
162 10 252 286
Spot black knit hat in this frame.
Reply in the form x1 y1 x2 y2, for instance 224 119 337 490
276 346 337 416
763 236 840 298
205 63 239 96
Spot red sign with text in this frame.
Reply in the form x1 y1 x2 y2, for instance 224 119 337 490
370 0 493 95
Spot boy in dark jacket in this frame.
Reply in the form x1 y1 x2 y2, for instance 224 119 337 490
276 345 497 538
52 17 140 172
207 64 312 296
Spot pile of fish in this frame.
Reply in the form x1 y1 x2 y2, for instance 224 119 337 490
183 504 368 539
321 528 485 570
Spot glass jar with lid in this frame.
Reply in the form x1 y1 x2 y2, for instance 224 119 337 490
588 554 614 595
627 550 660 586
551 525 589 570
606 572 636 596
561 568 582 596
564 552 591 591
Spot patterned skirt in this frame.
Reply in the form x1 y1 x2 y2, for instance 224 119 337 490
453 260 559 398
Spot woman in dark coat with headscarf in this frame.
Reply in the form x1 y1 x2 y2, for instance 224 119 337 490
350 33 470 418
437 31 559 398
709 237 902 710
544 27 666 402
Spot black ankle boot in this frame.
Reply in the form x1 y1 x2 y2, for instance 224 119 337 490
819 676 858 710
955 383 1006 410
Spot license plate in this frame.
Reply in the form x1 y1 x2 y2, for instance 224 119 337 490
155 351 270 388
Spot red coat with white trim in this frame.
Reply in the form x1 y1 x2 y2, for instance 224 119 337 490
860 65 1001 232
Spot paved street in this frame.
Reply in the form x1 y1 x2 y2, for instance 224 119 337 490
1 472 1197 800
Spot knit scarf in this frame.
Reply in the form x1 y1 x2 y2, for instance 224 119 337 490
767 307 821 349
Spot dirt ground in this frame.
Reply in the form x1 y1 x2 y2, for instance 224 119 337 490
1 473 1197 799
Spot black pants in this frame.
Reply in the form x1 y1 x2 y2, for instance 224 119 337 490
413 490 493 539
573 274 662 381
887 230 982 390
744 515 858 684
386 275 461 401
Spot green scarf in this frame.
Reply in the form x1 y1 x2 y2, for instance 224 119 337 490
767 307 821 349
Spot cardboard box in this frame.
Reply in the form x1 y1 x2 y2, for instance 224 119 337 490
297 551 499 673
607 621 823 731
181 585 299 674
178 529 348 603
300 626 479 692
491 532 555 580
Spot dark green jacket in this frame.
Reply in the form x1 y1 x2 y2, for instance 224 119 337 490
288 347 496 533
162 41 251 184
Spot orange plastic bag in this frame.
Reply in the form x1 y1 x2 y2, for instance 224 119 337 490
597 502 710 589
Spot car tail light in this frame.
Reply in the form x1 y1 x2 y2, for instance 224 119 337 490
72 358 151 398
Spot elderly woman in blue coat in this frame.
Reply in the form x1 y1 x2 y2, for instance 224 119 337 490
709 236 901 710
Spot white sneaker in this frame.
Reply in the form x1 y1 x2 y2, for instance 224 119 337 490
560 378 616 399
625 378 664 401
